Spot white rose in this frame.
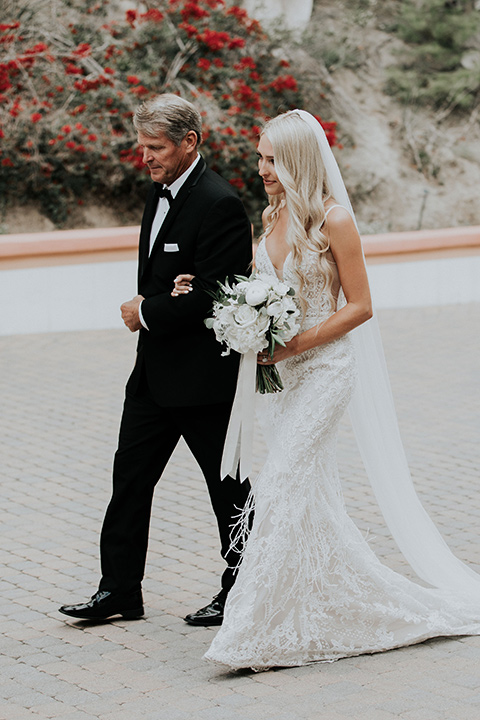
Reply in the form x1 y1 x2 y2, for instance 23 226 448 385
279 323 300 343
254 312 270 334
256 272 290 296
266 301 284 318
273 280 290 296
282 296 297 313
240 326 269 353
245 281 269 306
233 303 259 327
234 280 250 294
275 310 301 341
229 326 268 354
255 272 274 286
233 309 270 352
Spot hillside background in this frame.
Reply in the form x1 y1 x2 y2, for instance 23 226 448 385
2 0 480 236
305 0 480 234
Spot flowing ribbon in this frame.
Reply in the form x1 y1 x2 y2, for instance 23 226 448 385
221 350 257 482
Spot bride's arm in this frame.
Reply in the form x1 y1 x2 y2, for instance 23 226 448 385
264 208 372 363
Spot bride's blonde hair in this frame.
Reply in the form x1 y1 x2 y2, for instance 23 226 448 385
261 111 336 314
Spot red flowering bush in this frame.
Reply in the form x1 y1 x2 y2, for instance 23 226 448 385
0 0 337 226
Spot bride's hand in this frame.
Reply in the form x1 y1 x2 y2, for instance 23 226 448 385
257 338 298 365
171 273 195 297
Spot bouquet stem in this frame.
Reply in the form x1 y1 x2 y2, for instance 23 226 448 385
256 365 284 394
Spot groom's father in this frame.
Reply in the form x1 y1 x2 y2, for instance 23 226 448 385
59 94 252 626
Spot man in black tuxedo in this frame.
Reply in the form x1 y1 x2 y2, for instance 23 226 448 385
59 94 252 626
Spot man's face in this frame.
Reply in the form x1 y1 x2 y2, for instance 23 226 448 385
137 129 196 186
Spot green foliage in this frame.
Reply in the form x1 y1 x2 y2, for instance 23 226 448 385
304 28 364 71
386 0 480 111
0 0 337 228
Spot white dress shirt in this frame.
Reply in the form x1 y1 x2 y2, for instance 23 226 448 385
139 154 200 330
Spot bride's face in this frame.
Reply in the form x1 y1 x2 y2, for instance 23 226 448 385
257 135 284 196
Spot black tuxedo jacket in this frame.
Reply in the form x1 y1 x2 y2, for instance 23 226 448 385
127 157 252 407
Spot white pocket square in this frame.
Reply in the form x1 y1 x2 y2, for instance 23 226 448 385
164 243 179 252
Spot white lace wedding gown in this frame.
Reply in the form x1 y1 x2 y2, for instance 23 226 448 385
204 230 480 671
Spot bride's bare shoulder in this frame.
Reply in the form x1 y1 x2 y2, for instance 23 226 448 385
323 203 355 230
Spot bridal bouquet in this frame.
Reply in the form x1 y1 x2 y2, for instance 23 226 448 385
205 272 301 393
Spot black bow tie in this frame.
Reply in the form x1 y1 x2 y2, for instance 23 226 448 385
154 184 173 205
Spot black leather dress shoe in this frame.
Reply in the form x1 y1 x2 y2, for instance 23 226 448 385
59 589 144 620
184 595 225 626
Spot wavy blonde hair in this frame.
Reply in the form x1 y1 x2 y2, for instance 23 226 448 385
261 111 336 315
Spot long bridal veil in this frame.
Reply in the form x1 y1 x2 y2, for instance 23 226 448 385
295 109 480 596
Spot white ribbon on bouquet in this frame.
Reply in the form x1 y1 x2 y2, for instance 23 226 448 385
220 350 257 482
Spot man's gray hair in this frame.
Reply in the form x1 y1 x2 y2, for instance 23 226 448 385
133 93 202 146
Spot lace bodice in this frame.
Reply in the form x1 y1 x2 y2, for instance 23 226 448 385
255 237 338 331
254 235 353 397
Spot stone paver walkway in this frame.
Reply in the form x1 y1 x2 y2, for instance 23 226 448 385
1 305 480 720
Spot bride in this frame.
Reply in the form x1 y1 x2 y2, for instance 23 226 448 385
174 110 480 670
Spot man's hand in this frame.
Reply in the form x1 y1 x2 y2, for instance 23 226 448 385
121 295 145 332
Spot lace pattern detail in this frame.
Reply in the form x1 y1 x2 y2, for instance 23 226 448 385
205 238 480 671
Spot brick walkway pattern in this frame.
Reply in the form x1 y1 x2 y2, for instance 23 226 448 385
1 305 480 720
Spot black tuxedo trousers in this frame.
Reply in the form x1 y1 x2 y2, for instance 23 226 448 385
99 368 251 597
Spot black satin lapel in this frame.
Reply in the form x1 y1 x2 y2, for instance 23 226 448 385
138 184 158 282
144 158 207 268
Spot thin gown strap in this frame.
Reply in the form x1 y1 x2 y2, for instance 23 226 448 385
320 204 348 228
324 204 347 218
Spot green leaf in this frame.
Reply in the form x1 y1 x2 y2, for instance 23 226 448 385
271 333 286 347
268 335 275 357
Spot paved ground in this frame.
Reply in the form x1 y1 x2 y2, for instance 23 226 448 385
1 304 480 720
